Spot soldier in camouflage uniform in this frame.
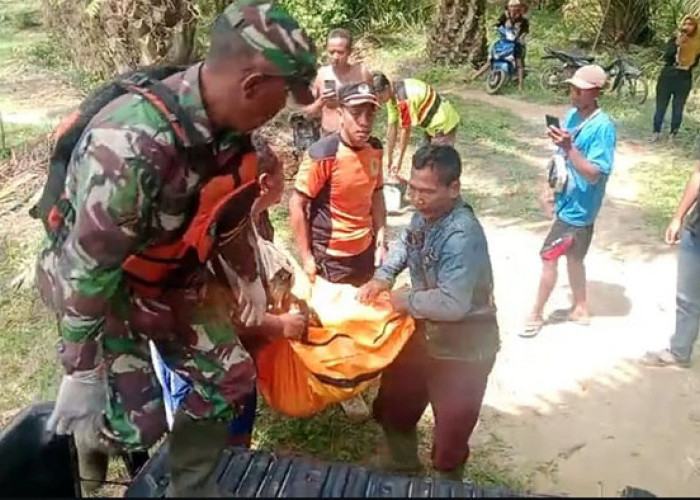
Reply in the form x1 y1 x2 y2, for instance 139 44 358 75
34 0 317 495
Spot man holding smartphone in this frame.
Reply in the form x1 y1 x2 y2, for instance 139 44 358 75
301 28 371 136
521 65 617 338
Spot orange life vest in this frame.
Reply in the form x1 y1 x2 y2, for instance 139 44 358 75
33 68 262 299
122 152 259 298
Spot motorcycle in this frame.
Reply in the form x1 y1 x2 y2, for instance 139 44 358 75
486 25 519 95
603 54 648 106
539 47 594 93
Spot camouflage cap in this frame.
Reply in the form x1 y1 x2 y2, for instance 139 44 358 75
219 0 318 104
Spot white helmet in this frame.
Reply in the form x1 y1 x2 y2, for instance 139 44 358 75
508 0 522 6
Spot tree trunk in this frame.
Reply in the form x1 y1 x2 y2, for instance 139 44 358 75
427 0 487 66
602 0 653 47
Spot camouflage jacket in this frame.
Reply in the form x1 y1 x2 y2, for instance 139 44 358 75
36 63 259 373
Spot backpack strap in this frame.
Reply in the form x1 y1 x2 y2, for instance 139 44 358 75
117 72 214 172
32 68 217 241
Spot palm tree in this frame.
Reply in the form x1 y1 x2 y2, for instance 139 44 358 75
427 0 487 66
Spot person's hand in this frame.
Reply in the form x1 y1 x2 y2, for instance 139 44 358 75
548 126 573 153
46 365 108 435
319 89 338 107
665 217 683 245
214 253 267 327
389 165 401 177
358 280 390 305
279 312 307 340
302 255 317 283
677 31 689 45
390 286 410 313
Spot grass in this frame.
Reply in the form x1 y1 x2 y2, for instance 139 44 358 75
0 0 43 65
449 96 542 222
253 400 380 464
0 230 60 423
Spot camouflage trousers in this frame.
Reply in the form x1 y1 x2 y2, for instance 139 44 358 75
100 310 256 450
40 280 256 451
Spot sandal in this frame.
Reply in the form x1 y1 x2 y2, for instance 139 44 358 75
519 319 544 338
549 309 591 326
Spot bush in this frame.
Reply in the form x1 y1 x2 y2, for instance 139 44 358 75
280 0 432 46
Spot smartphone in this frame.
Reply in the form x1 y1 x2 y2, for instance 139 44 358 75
545 114 560 129
323 80 336 93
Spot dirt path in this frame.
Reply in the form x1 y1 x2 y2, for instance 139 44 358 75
390 90 700 496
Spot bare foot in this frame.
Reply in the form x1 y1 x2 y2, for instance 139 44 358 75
568 306 591 325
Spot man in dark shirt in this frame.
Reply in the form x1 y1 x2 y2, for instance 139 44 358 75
497 0 530 91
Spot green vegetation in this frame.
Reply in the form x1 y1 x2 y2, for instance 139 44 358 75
0 0 43 63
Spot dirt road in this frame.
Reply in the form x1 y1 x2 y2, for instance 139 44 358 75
394 89 700 496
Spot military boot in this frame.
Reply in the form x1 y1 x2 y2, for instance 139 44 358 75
166 411 230 497
74 422 111 496
373 428 423 475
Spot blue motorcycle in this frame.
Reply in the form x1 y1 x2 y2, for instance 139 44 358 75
486 25 518 94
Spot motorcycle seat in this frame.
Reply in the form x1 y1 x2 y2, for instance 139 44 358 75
545 48 595 63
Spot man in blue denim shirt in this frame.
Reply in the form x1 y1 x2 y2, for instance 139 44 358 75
359 145 499 479
643 160 700 368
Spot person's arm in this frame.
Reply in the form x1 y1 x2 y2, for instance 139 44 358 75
53 130 153 373
386 123 398 169
550 121 615 184
393 96 413 172
290 154 330 277
243 312 306 340
372 189 387 257
674 164 700 220
385 100 399 169
374 228 409 286
395 127 411 172
289 191 313 265
664 36 679 66
566 146 603 184
521 17 530 35
518 18 529 43
359 227 409 304
666 162 700 244
360 63 372 84
394 229 485 322
300 74 328 118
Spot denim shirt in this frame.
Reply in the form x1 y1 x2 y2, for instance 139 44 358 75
375 200 499 360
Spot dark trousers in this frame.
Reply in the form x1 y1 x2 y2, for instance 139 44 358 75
373 333 495 472
314 243 375 287
653 68 692 134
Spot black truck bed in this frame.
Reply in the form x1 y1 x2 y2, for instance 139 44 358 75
0 402 655 498
126 444 522 498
